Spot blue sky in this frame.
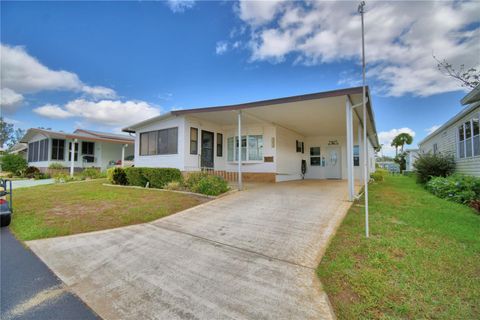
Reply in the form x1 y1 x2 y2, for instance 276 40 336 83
1 1 479 155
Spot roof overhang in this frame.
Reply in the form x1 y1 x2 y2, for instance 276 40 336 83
461 84 480 105
20 128 134 145
122 86 379 147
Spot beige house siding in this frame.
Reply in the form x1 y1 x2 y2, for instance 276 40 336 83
419 105 480 176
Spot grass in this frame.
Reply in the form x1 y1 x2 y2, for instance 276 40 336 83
10 179 209 241
317 175 480 319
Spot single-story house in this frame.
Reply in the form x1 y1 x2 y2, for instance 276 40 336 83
9 143 28 159
20 128 134 173
405 149 419 171
123 86 380 200
418 84 480 176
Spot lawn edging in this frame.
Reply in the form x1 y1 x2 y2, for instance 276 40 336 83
102 183 237 199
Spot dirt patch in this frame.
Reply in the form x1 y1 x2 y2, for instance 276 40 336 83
336 286 360 305
49 202 117 217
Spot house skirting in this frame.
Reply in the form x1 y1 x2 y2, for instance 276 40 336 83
182 170 276 183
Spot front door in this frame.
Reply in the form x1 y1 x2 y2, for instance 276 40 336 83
325 146 341 179
201 131 214 168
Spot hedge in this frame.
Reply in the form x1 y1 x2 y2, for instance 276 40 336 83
124 167 182 188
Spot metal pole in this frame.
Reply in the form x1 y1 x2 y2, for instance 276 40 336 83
359 1 369 238
237 110 243 191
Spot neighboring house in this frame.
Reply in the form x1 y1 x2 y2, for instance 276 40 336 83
405 149 419 171
418 84 480 176
377 161 400 173
20 128 134 172
9 143 28 159
123 86 379 199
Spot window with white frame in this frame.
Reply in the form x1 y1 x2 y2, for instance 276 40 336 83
227 135 263 162
458 114 480 159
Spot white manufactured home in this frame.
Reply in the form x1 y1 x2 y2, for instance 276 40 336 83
124 87 379 200
21 128 134 172
418 84 480 176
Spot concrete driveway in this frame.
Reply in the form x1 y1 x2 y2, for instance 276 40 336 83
28 180 354 320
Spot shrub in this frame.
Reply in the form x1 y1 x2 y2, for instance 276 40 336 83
190 175 229 196
413 152 455 184
185 172 209 190
124 167 147 187
0 153 27 175
107 167 127 185
124 167 182 188
81 167 101 179
54 173 76 183
370 168 388 182
34 172 51 180
48 163 64 170
426 174 480 205
23 166 41 179
164 181 183 191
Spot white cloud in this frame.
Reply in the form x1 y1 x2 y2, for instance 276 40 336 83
378 127 416 156
215 41 228 55
166 0 195 13
34 99 161 127
425 125 441 135
0 88 24 113
33 104 74 119
81 85 117 99
234 1 480 97
0 44 117 111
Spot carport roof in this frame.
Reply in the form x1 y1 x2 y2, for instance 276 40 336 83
20 128 134 145
123 86 379 147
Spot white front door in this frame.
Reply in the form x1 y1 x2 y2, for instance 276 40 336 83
325 146 341 179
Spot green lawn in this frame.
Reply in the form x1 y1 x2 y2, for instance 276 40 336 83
10 179 209 241
318 175 480 319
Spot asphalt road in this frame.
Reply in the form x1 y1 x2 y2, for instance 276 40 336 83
0 227 99 320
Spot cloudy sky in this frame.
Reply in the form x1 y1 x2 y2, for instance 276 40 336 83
1 0 479 155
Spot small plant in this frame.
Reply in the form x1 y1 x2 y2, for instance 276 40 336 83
54 173 76 183
0 153 27 175
185 172 209 190
23 166 41 179
190 175 229 196
413 152 455 184
107 167 127 185
34 172 51 180
370 169 388 182
48 163 64 170
81 167 101 179
164 181 183 191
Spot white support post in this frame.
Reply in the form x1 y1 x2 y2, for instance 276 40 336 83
358 122 363 182
237 110 243 191
121 144 126 168
346 98 354 201
70 139 76 177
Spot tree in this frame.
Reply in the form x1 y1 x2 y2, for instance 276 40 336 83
391 133 413 156
0 117 14 149
434 56 479 89
7 128 26 149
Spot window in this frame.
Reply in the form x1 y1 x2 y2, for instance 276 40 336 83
190 128 198 155
353 145 360 166
458 115 480 159
227 135 263 162
52 139 65 160
433 143 438 155
69 142 79 161
458 124 465 158
139 127 178 156
296 140 304 153
28 139 49 162
217 133 223 157
82 142 95 155
310 147 321 166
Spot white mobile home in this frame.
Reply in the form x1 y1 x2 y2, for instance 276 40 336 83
123 87 380 200
21 128 134 172
418 84 480 176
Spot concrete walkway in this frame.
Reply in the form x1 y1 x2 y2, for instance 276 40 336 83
11 179 55 189
28 180 354 320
